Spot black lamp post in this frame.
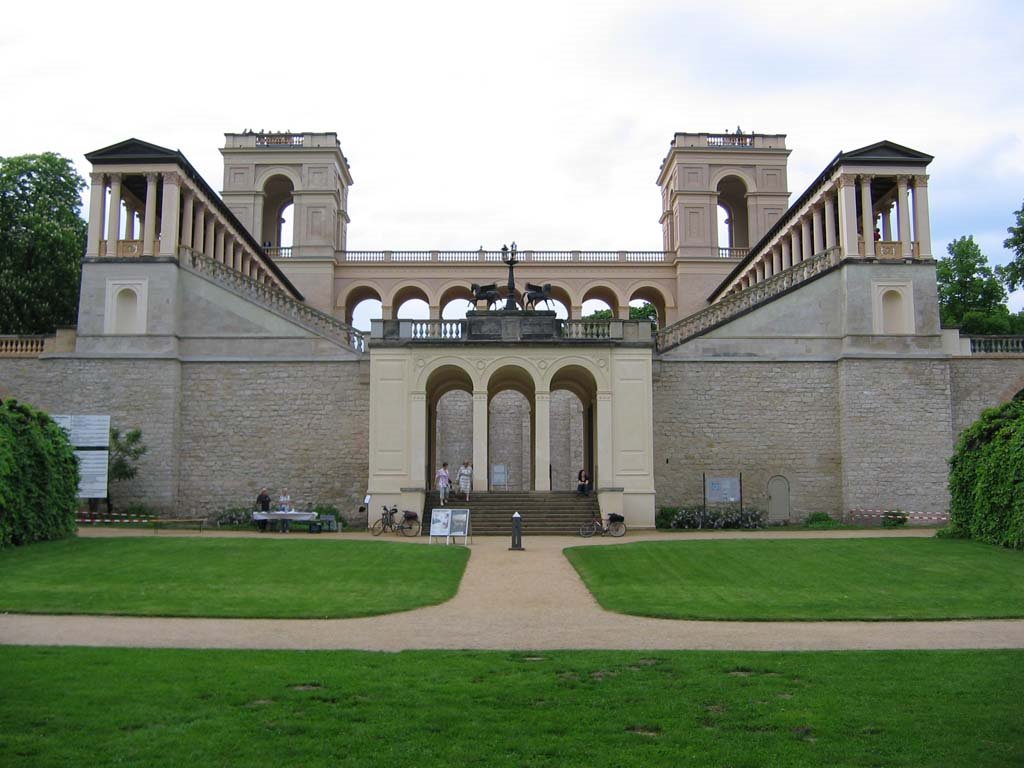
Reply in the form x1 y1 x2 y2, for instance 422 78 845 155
502 241 519 312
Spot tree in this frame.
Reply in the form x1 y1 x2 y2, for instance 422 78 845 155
584 302 658 322
1000 200 1024 291
936 236 1008 331
109 427 147 484
0 153 87 334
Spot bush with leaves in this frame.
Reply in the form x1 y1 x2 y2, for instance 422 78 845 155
805 512 842 529
0 398 79 548
656 505 764 530
313 504 346 529
948 400 1024 549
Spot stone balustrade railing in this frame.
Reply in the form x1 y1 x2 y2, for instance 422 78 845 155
0 335 47 357
968 336 1024 355
185 250 366 352
562 320 613 339
657 246 842 352
372 317 651 344
255 133 305 147
342 250 670 264
407 320 466 340
718 247 749 259
265 247 292 258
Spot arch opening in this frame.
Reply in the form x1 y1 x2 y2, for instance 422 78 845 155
550 364 599 489
261 174 295 248
426 364 475 497
716 175 750 249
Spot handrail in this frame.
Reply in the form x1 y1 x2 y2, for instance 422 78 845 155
255 133 304 147
341 250 670 264
0 335 47 357
967 336 1024 355
657 247 841 352
184 250 365 352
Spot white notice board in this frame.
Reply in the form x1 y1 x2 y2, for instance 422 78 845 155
429 508 451 538
54 415 111 447
449 509 470 541
75 450 109 498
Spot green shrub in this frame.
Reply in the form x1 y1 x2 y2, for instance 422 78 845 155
314 504 346 529
948 400 1024 549
804 512 841 529
207 507 253 526
0 398 79 548
656 505 764 530
934 525 968 539
882 510 909 528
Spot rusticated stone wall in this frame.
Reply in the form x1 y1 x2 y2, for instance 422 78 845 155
652 361 842 520
0 357 182 511
177 362 369 516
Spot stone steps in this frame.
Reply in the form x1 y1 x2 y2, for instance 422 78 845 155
423 491 598 535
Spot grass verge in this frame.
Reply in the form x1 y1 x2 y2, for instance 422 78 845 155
565 538 1024 620
1 647 1021 767
0 537 468 619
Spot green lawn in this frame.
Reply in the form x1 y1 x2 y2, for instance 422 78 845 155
2 647 1021 767
565 538 1024 620
0 537 468 619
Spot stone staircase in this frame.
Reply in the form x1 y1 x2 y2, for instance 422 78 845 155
422 491 599 536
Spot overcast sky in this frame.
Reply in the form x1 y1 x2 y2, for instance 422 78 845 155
3 0 1022 310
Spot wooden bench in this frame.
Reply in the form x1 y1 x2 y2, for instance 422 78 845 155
150 517 207 534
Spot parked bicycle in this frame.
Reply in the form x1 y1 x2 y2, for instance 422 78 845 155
371 505 421 537
578 513 626 538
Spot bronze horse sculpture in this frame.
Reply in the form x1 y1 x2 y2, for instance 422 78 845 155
471 282 501 310
523 282 553 311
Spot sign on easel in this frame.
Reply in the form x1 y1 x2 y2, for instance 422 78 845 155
429 508 470 545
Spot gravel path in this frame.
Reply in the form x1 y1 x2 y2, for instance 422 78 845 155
2 528 1023 651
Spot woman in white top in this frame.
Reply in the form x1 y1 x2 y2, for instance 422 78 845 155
456 461 473 502
278 488 292 532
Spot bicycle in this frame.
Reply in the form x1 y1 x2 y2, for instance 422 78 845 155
578 513 626 538
371 505 421 537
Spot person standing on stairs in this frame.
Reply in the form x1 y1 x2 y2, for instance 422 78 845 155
456 460 473 502
435 462 451 505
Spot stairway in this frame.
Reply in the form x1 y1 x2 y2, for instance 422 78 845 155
422 491 599 536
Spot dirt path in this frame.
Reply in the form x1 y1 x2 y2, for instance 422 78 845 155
2 528 1023 651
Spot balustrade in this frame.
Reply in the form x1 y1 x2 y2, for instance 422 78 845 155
717 247 749 259
265 246 293 258
255 133 304 147
562 320 612 339
968 336 1024 355
342 250 670 264
0 336 46 357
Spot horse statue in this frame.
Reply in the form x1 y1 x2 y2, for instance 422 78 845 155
470 282 501 310
523 282 553 311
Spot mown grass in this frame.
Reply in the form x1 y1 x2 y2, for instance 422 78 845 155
0 537 468 618
565 538 1024 620
1 647 1021 767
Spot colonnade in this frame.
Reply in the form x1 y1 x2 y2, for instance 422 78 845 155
722 172 932 297
85 170 288 292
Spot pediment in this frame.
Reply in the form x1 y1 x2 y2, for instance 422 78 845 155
85 138 182 164
840 141 933 165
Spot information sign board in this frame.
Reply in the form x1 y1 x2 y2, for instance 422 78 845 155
429 508 452 537
705 475 741 504
54 415 110 447
75 450 109 498
449 509 470 539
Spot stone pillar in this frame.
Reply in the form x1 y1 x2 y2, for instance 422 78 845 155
772 245 783 273
912 175 932 259
859 175 874 257
881 203 893 240
790 229 801 264
570 304 583 320
472 391 488 492
214 226 225 263
596 392 613 489
124 205 136 240
781 238 792 268
837 174 859 256
204 215 216 259
534 391 550 491
181 191 194 248
87 172 106 257
106 173 122 250
142 173 159 256
801 216 813 260
410 393 427 492
428 304 441 321
812 206 824 254
824 192 837 249
159 173 181 257
617 304 630 320
193 205 205 255
896 175 912 257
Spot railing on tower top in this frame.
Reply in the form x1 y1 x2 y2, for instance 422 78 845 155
656 246 842 352
706 134 755 148
255 133 305 147
341 250 670 264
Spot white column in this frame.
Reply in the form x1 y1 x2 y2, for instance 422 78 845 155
214 226 225 263
106 173 122 251
772 245 782 273
181 191 194 248
812 206 824 254
409 393 427 492
472 391 488 492
159 173 181 257
837 174 859 257
881 203 893 240
596 393 613 490
204 215 215 259
859 175 874 257
534 391 550 491
142 173 159 256
86 173 106 257
193 205 205 254
912 175 932 259
781 238 792 268
790 229 801 264
746 193 758 246
824 192 837 249
801 216 812 260
124 205 136 240
896 175 912 257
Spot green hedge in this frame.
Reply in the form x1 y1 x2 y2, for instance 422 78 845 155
0 398 79 548
948 399 1024 549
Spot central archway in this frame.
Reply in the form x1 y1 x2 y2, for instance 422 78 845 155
426 364 474 496
487 365 536 491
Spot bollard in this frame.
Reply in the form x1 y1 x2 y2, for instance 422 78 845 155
509 511 525 551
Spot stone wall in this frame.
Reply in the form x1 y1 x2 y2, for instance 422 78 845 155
178 361 369 517
0 357 182 511
949 358 1024 437
837 358 953 514
549 389 584 491
652 361 842 520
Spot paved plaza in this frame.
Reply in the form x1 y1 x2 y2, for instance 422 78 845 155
2 528 1023 652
